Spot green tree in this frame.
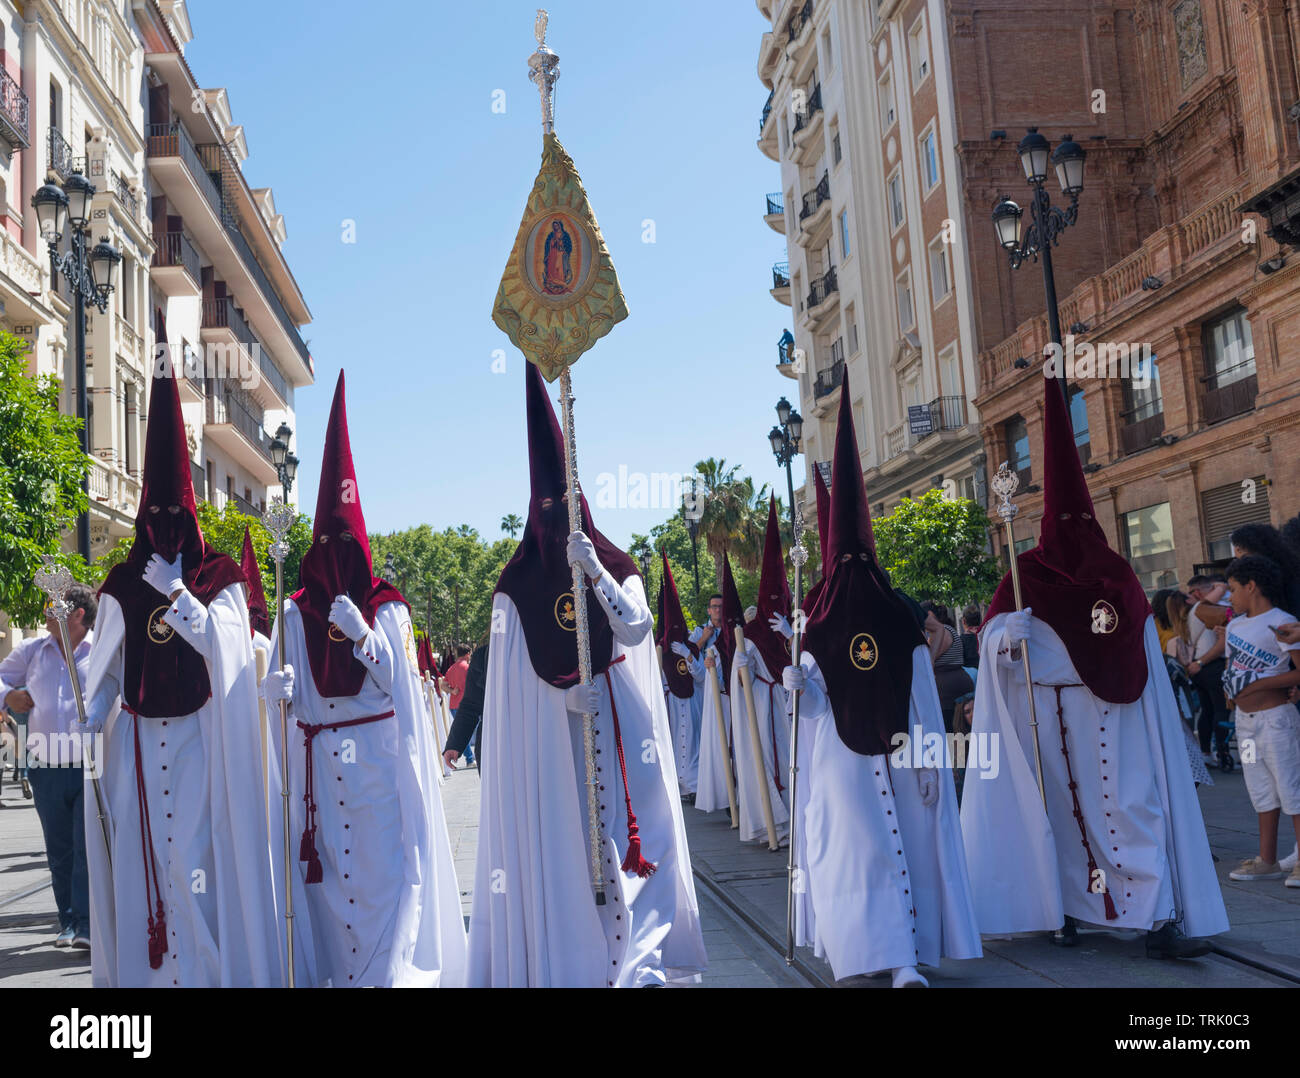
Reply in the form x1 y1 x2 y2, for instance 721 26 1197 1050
0 332 91 627
500 513 523 538
694 457 748 583
194 501 313 599
872 489 1001 608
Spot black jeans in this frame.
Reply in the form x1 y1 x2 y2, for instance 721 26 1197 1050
29 765 89 936
1192 659 1229 754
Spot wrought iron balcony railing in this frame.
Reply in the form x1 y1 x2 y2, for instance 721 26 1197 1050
0 66 29 149
772 261 790 289
111 170 139 219
786 0 813 43
807 266 838 309
153 230 201 284
759 89 774 135
793 83 822 135
47 127 83 178
813 357 844 399
766 192 783 216
800 171 830 221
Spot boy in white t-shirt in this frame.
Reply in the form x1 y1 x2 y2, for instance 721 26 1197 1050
1222 556 1300 886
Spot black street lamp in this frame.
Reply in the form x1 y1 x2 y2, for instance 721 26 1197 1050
679 475 701 596
769 397 803 544
991 127 1086 413
269 420 299 496
637 548 651 579
34 172 121 561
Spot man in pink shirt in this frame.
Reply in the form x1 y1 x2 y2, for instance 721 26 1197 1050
445 645 473 763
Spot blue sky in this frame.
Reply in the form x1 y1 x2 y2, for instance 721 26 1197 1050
187 0 800 547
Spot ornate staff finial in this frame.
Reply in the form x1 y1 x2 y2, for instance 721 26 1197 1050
991 460 1021 524
790 499 808 568
262 498 296 563
34 555 75 621
528 8 560 134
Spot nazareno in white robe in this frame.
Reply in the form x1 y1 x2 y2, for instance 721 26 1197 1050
662 666 701 796
694 650 733 816
468 573 706 987
270 598 467 987
960 614 1229 939
84 584 290 987
791 646 982 980
730 639 791 844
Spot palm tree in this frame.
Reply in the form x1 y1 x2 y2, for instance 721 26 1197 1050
694 457 747 583
500 513 523 539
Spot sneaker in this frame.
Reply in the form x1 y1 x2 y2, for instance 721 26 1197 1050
1287 864 1300 889
1281 846 1299 872
1229 857 1284 881
70 933 90 951
52 926 75 948
20 777 31 798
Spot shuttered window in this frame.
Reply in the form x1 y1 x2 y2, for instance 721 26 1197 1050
1201 476 1270 561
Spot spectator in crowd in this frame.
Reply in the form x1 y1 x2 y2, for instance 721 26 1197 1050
959 605 981 669
1151 587 1177 653
1221 556 1300 886
444 636 490 773
445 643 474 764
921 601 975 734
0 585 96 949
1187 573 1232 768
1231 523 1300 620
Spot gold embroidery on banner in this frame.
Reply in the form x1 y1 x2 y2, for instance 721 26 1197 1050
555 592 577 631
1090 599 1118 635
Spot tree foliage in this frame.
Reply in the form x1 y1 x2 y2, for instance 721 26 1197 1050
871 489 1001 608
0 333 91 627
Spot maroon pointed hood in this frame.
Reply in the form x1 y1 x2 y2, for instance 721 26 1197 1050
494 362 639 688
240 527 270 639
417 633 434 677
291 371 406 697
711 554 743 690
984 375 1150 702
748 495 792 679
99 359 245 717
801 464 832 613
802 370 924 756
656 550 698 699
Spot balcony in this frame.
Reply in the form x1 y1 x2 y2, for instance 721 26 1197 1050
765 193 785 233
204 384 278 484
1119 407 1165 455
777 331 798 380
813 357 845 399
1203 368 1257 424
829 335 844 367
151 230 201 296
0 66 29 149
786 0 814 45
797 171 830 244
923 395 968 434
805 266 838 316
201 296 290 407
758 89 777 161
47 127 83 179
111 170 140 223
759 89 774 136
792 83 823 154
771 261 791 305
190 459 207 501
147 120 313 382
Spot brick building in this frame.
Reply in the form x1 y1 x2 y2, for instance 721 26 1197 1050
957 0 1300 590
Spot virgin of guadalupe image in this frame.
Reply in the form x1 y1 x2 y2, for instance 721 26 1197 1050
542 218 574 294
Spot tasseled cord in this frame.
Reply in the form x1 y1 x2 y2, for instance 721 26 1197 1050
132 713 167 969
602 669 657 879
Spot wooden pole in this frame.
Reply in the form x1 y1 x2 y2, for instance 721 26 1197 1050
256 647 270 832
706 647 739 829
734 626 779 851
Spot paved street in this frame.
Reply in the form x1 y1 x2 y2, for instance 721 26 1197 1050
2 753 1297 988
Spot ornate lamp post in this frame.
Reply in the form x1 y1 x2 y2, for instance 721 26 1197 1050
768 395 803 538
680 475 701 596
991 128 1086 412
268 420 299 496
33 173 122 561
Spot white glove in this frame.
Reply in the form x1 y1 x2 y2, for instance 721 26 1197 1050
732 648 749 673
564 681 601 718
917 767 939 807
83 681 119 735
670 641 692 659
704 649 717 670
264 665 294 706
769 613 794 640
566 531 602 579
329 594 369 643
143 553 184 597
1005 607 1033 646
782 665 806 693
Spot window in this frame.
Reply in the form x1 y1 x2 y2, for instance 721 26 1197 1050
847 304 859 354
878 71 896 130
839 210 851 258
1123 503 1179 594
1202 477 1272 561
1122 352 1163 422
920 127 940 191
1068 385 1091 463
832 130 842 165
928 236 950 303
887 171 904 230
1005 416 1031 483
939 345 960 397
909 16 931 88
895 271 915 332
793 270 803 314
49 80 62 133
1203 308 1255 389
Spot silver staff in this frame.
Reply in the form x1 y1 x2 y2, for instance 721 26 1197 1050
991 462 1047 807
784 502 807 963
262 499 297 986
34 558 111 867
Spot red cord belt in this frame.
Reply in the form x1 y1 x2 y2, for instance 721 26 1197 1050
295 710 395 884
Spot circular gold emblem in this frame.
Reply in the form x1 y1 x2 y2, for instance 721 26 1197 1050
147 605 175 644
676 657 688 676
1090 599 1118 635
328 623 348 643
554 592 578 631
849 632 879 671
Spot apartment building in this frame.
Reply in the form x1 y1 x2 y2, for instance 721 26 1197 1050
756 0 984 530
